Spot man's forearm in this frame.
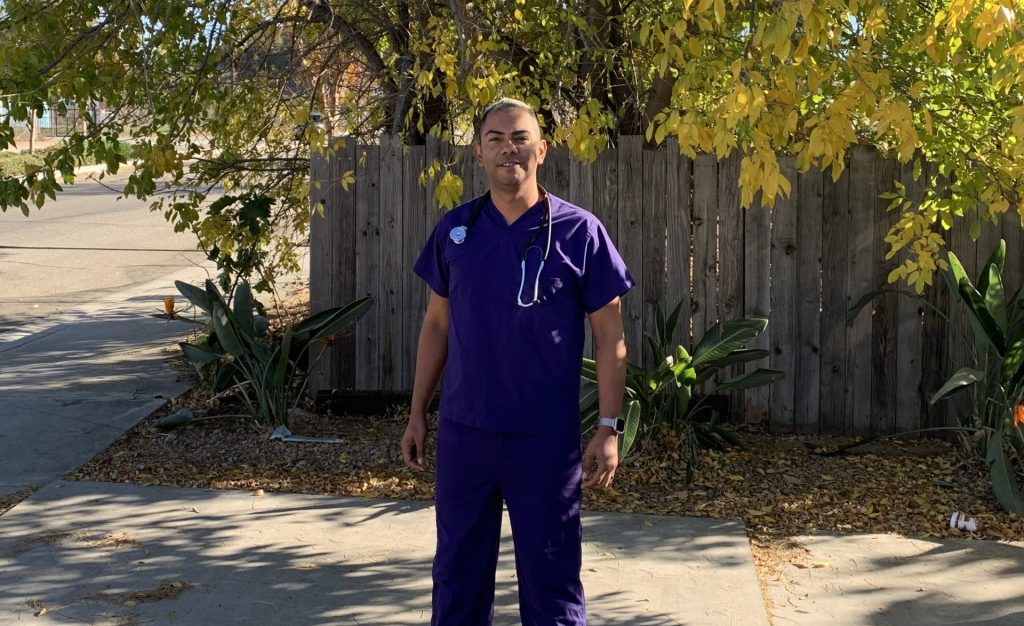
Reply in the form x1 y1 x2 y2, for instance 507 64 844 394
410 321 448 419
594 334 627 419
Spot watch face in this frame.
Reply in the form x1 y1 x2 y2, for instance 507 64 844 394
614 418 626 434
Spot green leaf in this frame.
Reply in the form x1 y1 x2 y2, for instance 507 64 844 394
294 296 374 343
987 428 1024 515
699 348 770 368
156 408 196 430
1004 339 1024 394
579 378 599 411
175 280 213 313
717 368 786 390
210 304 245 358
581 358 597 382
618 400 641 460
930 367 985 403
179 342 222 365
691 318 768 369
958 277 1007 356
664 299 685 344
978 246 1011 336
233 281 254 340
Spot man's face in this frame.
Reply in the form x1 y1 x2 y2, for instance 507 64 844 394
473 108 547 191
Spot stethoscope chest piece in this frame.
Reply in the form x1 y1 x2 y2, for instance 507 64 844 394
449 225 468 244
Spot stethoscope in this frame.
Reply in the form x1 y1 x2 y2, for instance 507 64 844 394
449 190 553 307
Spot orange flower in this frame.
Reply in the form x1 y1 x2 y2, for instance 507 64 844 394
164 296 176 319
1013 404 1024 428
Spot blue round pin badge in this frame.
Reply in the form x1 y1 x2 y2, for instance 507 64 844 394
449 225 467 244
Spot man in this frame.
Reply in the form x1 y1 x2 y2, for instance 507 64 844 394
401 98 634 626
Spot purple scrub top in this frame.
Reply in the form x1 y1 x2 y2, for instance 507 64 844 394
414 192 635 434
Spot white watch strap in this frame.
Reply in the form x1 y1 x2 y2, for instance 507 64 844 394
597 417 621 431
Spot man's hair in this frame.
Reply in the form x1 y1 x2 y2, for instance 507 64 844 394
473 98 538 143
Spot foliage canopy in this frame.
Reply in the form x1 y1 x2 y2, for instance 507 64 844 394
1 0 1022 291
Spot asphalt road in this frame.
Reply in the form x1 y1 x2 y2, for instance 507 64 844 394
0 173 212 337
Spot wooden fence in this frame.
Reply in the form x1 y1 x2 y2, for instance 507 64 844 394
308 136 1023 436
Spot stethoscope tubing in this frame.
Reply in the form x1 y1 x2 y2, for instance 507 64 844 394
451 190 553 306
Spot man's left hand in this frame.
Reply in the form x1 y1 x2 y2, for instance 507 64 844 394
582 428 619 489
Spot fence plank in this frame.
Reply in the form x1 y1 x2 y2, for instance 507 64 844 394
795 166 823 434
355 144 382 390
922 168 951 429
308 150 333 396
379 135 404 389
330 139 358 389
402 144 427 391
617 137 644 362
847 147 875 436
641 145 668 370
665 141 692 347
895 161 925 433
1002 209 1023 298
743 192 771 425
871 156 900 435
692 155 719 343
769 157 798 432
944 193 977 428
541 146 570 199
718 154 744 418
820 164 850 435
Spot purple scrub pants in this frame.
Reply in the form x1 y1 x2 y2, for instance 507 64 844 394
432 418 586 626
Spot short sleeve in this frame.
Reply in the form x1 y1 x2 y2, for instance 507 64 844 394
582 220 635 313
413 219 451 297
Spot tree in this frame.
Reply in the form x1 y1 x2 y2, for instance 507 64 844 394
0 0 1021 293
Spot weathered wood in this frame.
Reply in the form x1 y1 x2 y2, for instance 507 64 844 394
895 161 924 433
691 155 719 342
794 166 823 434
820 163 850 435
846 146 875 436
355 143 382 390
641 144 668 370
944 193 977 429
617 137 644 362
312 142 991 435
330 138 358 389
307 150 333 396
378 135 404 389
743 189 771 425
769 157 798 432
871 156 900 435
1001 207 1023 298
922 168 950 429
718 154 744 419
664 140 692 347
540 146 570 199
402 144 427 391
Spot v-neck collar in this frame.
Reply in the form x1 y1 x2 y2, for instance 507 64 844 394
485 196 547 230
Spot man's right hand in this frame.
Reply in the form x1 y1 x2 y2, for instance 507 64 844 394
401 416 428 471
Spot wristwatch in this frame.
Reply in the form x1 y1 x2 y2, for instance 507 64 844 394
597 416 626 434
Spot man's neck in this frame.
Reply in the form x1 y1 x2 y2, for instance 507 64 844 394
490 183 541 225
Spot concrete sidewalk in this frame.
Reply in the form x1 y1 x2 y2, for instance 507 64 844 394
0 267 208 501
0 480 768 625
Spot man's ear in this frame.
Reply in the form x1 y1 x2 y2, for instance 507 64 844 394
473 143 483 165
536 139 548 165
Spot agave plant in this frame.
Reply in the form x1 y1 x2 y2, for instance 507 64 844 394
580 299 784 480
173 279 372 427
